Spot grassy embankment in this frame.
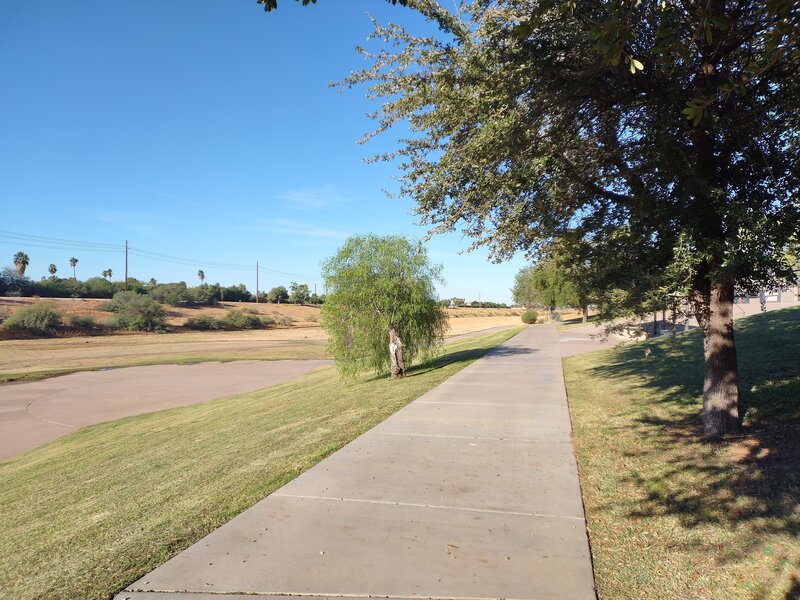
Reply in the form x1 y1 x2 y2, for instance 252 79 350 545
565 307 800 599
0 327 522 600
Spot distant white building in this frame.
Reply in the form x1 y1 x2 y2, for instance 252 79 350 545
734 285 800 317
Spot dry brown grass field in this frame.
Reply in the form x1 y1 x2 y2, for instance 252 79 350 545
0 297 520 331
0 297 523 382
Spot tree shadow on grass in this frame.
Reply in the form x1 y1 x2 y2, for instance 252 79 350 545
407 345 535 377
583 308 800 576
587 307 800 418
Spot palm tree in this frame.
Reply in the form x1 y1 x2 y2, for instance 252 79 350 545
102 269 113 280
197 269 205 286
13 252 30 276
69 257 78 280
48 264 58 279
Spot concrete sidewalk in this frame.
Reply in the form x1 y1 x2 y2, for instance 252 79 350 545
117 325 595 600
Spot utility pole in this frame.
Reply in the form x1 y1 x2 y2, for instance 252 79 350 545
256 261 259 303
124 240 128 291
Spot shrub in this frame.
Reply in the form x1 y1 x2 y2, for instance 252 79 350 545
187 286 217 306
184 314 222 330
3 302 62 334
220 309 264 329
82 277 115 299
521 309 538 324
67 315 99 330
101 291 166 332
148 283 191 307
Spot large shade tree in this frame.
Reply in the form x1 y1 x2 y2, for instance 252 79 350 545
267 286 289 303
320 234 448 378
513 259 579 319
338 0 800 437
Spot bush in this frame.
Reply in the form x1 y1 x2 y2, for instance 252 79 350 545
82 277 116 299
148 283 191 307
220 309 264 329
67 315 99 330
187 286 217 306
3 302 62 334
101 292 166 332
184 314 222 330
521 309 538 324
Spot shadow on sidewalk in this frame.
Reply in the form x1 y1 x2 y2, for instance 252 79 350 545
408 346 536 378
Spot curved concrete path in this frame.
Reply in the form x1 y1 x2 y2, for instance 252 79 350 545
118 325 595 600
0 359 331 462
559 322 627 357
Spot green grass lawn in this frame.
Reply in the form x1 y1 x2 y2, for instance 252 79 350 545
564 307 800 599
0 328 521 600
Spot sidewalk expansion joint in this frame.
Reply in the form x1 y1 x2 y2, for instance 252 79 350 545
414 401 565 408
125 590 536 600
271 493 585 522
371 431 572 444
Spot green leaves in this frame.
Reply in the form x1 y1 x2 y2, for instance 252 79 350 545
343 0 800 329
320 235 447 377
682 96 711 126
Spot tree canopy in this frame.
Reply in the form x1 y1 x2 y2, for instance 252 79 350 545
320 234 448 378
257 0 407 12
289 281 310 304
342 0 799 436
513 260 578 312
267 286 289 303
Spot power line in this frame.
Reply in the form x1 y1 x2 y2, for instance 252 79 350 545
2 230 319 281
0 230 122 252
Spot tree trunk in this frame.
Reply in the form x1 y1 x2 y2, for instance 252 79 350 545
388 323 405 379
692 279 740 438
582 304 588 323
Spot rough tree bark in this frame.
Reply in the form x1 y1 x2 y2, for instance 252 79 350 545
692 279 740 438
388 323 405 378
582 304 588 323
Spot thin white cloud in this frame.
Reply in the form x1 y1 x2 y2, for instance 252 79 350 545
275 184 351 211
137 186 209 209
87 210 162 237
245 218 347 240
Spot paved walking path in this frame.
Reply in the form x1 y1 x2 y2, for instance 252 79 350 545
559 323 623 357
0 360 331 462
117 325 595 600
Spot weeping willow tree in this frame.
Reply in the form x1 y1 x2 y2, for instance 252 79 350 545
320 235 448 378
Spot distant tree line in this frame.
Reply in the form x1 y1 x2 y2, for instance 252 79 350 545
438 297 509 309
1 253 323 307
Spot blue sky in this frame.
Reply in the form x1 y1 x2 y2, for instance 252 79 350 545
0 0 527 303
